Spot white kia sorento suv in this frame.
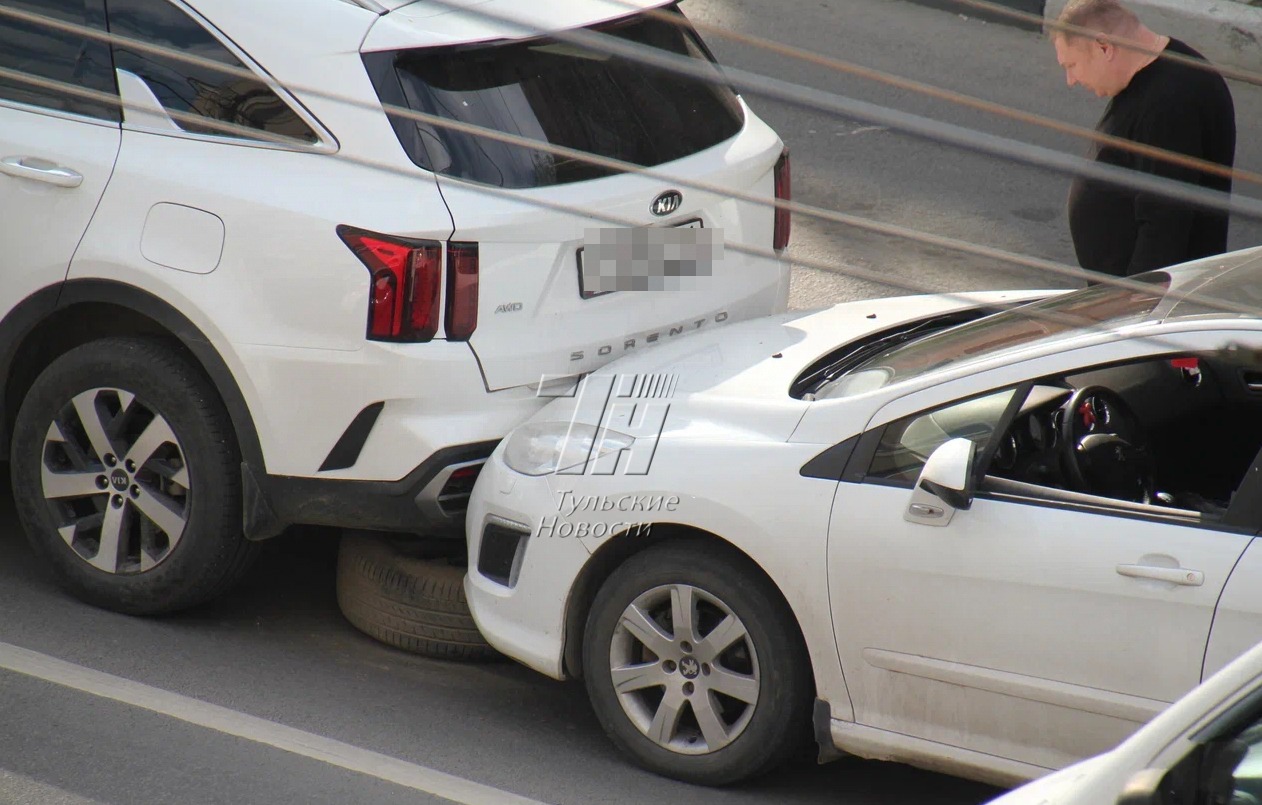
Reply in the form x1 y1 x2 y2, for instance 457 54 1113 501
0 0 789 613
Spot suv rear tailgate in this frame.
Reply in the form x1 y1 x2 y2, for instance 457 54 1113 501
361 4 789 391
444 120 785 391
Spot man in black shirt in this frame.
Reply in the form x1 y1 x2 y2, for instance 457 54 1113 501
1052 0 1236 276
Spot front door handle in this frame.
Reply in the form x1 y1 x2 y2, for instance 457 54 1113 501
0 156 84 188
1116 564 1204 587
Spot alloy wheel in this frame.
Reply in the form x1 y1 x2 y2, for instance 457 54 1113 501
608 583 761 755
39 387 191 574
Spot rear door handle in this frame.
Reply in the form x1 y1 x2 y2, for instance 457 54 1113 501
0 156 84 188
1116 564 1204 587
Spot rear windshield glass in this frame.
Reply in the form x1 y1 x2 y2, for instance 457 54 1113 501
364 6 744 188
817 275 1172 399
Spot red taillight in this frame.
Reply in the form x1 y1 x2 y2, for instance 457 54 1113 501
445 242 479 341
773 148 791 252
338 225 442 342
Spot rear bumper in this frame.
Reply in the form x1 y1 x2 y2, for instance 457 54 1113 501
244 440 499 539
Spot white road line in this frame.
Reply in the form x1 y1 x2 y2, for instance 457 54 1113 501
0 641 551 805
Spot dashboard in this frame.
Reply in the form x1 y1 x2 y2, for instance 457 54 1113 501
989 385 1072 484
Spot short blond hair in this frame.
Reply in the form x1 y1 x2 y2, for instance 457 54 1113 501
1051 0 1141 41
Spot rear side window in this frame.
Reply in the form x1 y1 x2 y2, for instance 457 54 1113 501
364 6 745 188
0 0 119 121
106 0 317 143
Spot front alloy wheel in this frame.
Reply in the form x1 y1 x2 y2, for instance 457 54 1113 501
583 542 812 786
41 387 191 574
609 583 760 754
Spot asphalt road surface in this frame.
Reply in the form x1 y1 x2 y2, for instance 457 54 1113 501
8 0 1262 802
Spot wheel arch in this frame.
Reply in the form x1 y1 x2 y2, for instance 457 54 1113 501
0 280 265 493
561 523 816 694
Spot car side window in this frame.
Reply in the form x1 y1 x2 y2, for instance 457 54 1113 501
1158 712 1262 805
1227 721 1262 803
982 352 1262 522
0 0 120 121
105 0 317 143
867 389 1016 484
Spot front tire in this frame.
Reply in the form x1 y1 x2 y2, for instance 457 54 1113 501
11 337 258 615
582 541 812 786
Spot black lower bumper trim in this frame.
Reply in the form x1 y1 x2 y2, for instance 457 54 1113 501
245 440 500 539
318 402 385 472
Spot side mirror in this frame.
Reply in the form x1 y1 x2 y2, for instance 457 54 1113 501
904 437 975 527
1115 768 1164 805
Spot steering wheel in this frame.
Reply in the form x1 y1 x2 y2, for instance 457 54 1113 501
1060 386 1155 504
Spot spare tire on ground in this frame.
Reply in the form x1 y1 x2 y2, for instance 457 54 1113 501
335 531 499 661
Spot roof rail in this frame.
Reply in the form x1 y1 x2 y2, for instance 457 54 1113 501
339 0 388 13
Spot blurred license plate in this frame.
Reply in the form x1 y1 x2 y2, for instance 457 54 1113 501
577 219 716 301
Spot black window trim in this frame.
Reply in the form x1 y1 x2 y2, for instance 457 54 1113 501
104 0 337 152
975 479 1258 537
834 356 1262 534
0 0 122 123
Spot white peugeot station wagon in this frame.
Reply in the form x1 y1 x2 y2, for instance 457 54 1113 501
0 0 789 614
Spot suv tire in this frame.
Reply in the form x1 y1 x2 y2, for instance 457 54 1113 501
11 336 258 615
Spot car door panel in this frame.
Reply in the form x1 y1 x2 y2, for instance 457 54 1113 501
821 334 1262 772
1205 538 1262 680
0 0 121 311
0 107 120 310
830 482 1251 770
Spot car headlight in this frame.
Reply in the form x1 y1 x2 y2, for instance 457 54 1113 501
502 422 635 477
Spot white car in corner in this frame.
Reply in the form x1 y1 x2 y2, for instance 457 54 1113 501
989 637 1262 805
466 246 1262 787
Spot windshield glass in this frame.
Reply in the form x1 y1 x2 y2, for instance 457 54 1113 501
369 6 744 188
816 275 1171 399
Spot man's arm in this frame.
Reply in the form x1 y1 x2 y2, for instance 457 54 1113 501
1128 102 1206 274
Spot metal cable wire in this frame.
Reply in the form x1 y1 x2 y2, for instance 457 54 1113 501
2 0 1258 227
0 60 1207 351
0 3 1259 348
4 0 1256 242
421 0 1262 219
635 3 1262 190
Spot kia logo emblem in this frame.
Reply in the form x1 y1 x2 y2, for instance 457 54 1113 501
650 191 683 217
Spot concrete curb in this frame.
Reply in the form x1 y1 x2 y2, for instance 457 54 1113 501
1044 0 1262 77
